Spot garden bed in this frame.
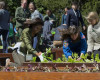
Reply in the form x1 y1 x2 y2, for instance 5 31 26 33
23 62 100 67
0 48 100 80
0 62 100 80
0 72 100 80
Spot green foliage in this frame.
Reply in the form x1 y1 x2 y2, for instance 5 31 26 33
34 0 100 26
73 53 78 59
42 48 53 62
55 58 63 63
32 50 100 63
32 57 36 62
51 31 56 35
42 58 48 62
80 54 88 60
91 52 94 59
2 0 100 25
95 54 100 62
62 55 67 62
46 48 51 54
68 58 74 63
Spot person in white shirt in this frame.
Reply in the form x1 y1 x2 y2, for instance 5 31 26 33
86 12 100 59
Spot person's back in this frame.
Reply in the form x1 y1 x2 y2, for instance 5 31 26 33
0 9 10 30
20 28 33 54
43 21 52 32
53 25 67 48
54 25 67 41
0 1 10 53
43 20 52 40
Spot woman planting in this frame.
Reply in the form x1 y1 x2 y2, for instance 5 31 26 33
86 12 100 59
60 26 87 60
6 18 44 67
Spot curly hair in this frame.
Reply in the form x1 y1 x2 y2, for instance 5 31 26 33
24 18 44 28
59 26 80 41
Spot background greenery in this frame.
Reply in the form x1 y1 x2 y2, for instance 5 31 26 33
1 0 100 26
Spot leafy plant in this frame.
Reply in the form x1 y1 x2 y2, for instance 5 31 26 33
32 47 100 63
62 55 67 62
32 57 36 62
95 54 100 62
55 58 63 63
46 48 51 54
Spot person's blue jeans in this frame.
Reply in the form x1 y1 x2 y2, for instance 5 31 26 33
33 36 38 49
0 29 8 53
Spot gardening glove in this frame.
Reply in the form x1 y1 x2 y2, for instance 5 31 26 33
38 53 44 62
